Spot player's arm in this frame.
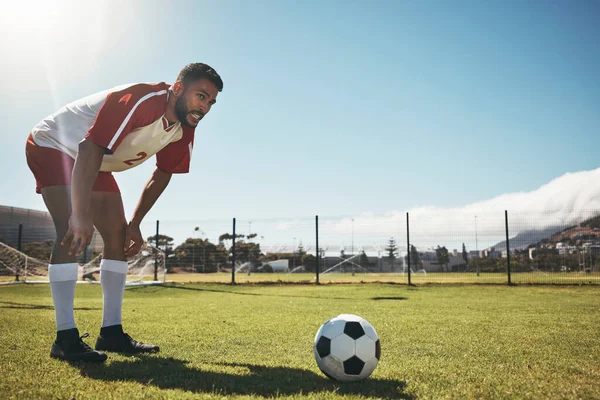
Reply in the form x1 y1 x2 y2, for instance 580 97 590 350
125 124 195 256
61 139 105 256
124 167 172 257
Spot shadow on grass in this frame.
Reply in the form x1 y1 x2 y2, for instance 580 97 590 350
127 285 408 302
76 355 411 399
371 297 408 301
0 301 99 311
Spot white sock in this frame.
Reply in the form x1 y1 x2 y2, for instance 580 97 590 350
100 259 128 328
49 263 78 331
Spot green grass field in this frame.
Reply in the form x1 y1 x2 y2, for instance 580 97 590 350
1 283 599 399
161 271 600 285
4 271 600 285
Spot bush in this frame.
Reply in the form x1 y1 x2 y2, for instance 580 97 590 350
260 264 273 273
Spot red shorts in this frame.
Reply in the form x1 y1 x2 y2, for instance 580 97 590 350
25 134 120 194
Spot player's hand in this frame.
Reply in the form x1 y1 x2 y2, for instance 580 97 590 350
124 222 144 257
61 213 94 256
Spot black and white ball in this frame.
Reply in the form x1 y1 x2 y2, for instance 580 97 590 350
313 314 380 381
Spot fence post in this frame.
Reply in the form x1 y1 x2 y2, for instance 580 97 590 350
315 215 320 285
16 224 23 281
154 220 160 281
406 212 412 286
17 224 23 251
24 256 28 283
505 210 512 285
231 218 236 285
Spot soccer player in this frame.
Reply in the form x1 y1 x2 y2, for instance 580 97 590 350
25 63 223 362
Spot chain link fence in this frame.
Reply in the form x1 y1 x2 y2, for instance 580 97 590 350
2 207 600 285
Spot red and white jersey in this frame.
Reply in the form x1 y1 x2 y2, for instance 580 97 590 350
31 82 195 174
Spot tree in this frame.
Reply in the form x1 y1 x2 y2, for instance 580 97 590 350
247 233 259 275
219 233 245 243
409 245 422 270
302 254 317 272
359 251 370 269
264 252 292 262
385 238 398 272
145 234 175 274
435 246 450 271
261 263 273 273
218 233 247 271
230 240 262 268
296 242 306 267
318 247 326 273
463 243 469 271
172 238 228 273
22 240 54 262
208 242 229 271
147 234 174 251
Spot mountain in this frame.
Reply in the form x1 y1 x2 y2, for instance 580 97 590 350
493 225 564 251
493 213 600 251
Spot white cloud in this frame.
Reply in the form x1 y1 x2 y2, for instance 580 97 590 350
318 168 600 252
148 168 600 253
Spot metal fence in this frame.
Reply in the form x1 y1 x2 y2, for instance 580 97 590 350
2 209 600 285
153 210 600 285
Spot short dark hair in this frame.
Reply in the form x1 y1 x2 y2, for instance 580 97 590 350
177 63 223 92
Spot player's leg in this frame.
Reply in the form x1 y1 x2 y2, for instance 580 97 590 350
41 186 76 264
41 186 108 362
90 184 159 354
89 188 128 332
27 135 107 362
31 140 78 334
41 185 78 335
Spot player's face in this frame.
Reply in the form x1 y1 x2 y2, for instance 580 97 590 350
174 78 219 128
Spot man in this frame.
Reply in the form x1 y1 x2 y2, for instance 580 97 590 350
25 63 223 362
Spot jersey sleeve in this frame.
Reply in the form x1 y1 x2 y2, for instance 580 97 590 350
85 84 168 153
155 126 195 174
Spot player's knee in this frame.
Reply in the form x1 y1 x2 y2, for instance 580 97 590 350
99 221 127 248
54 223 69 240
100 220 127 241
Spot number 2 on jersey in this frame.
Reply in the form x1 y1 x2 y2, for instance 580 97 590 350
123 152 148 166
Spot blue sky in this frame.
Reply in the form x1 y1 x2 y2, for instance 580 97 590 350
1 0 599 247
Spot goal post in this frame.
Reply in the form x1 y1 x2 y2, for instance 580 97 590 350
0 241 166 286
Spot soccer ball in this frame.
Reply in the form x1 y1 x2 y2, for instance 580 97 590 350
313 314 380 381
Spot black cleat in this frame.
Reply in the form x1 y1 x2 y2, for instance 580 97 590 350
50 329 107 362
95 325 159 354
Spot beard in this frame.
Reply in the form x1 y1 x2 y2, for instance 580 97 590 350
174 95 203 128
